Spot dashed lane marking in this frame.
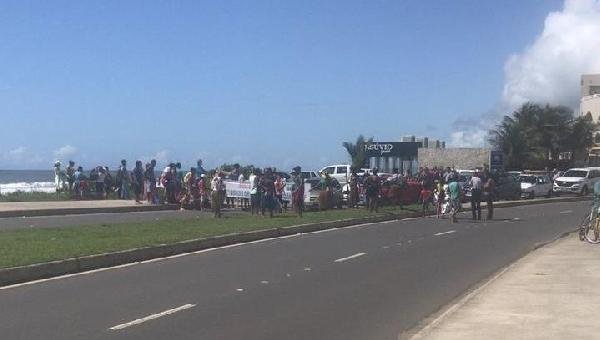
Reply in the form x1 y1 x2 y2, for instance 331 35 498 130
433 230 456 236
109 304 196 331
334 252 366 263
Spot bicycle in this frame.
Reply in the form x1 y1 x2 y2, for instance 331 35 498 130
579 204 600 244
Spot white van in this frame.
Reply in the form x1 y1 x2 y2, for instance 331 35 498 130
320 165 351 184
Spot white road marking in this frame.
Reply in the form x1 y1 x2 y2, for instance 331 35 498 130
248 238 275 244
311 228 336 234
402 218 417 221
279 233 301 239
285 273 292 277
381 220 398 224
434 230 456 236
382 246 390 249
560 210 573 214
334 252 366 263
220 243 243 249
346 222 374 229
109 304 196 331
236 288 244 292
303 267 312 271
513 217 521 221
260 280 269 284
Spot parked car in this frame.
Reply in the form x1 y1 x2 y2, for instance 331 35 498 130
300 171 319 180
519 174 553 199
305 178 344 208
553 168 600 196
319 164 351 185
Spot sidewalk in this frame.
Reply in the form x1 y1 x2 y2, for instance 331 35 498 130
411 232 600 340
0 200 176 217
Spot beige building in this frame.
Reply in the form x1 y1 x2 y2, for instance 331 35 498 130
581 74 600 121
581 74 600 165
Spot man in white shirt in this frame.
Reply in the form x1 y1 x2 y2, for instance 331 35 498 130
469 171 483 220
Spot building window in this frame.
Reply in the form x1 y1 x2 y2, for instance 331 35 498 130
590 85 600 95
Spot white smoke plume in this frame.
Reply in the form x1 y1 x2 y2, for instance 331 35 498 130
450 0 600 147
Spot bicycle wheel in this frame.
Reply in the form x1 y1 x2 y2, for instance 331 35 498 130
579 214 591 241
584 216 600 244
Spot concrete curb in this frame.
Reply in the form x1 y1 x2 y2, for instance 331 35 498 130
0 203 179 218
0 196 590 287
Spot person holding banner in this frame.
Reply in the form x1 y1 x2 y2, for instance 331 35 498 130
291 166 304 217
260 168 276 218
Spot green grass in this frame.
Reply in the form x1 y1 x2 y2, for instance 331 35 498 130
0 205 419 269
0 191 73 202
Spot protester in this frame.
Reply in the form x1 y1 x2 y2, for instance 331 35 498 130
66 161 76 191
483 171 496 220
211 172 224 218
162 165 178 204
448 177 462 223
249 168 261 215
364 168 381 213
144 159 157 204
53 161 65 193
348 167 360 208
290 166 304 217
132 161 145 204
260 168 276 217
197 174 208 210
96 166 107 199
74 166 85 198
469 171 483 220
275 174 286 213
318 170 333 210
180 167 197 210
116 160 131 199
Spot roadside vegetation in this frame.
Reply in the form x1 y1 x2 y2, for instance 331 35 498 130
0 205 419 269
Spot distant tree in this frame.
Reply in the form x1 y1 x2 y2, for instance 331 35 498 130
342 135 373 169
489 103 596 169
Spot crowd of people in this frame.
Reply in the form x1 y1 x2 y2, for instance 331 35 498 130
53 159 306 219
53 159 499 222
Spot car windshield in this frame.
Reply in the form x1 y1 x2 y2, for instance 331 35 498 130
519 176 536 184
563 170 587 178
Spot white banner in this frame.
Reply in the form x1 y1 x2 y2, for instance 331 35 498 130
224 181 311 202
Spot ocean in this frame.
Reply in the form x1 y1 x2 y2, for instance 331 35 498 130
0 170 56 194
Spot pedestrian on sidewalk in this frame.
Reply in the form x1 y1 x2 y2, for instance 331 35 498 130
483 171 495 220
469 171 482 220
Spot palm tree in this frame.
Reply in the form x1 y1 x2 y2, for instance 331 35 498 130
342 135 373 169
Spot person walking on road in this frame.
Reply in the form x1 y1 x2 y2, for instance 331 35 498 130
469 171 483 220
483 171 496 220
448 177 462 223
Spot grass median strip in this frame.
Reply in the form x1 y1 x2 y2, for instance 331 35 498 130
0 205 419 269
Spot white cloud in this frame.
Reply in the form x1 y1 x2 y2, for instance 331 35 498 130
502 0 600 110
449 0 600 148
449 130 487 148
53 145 78 160
7 146 26 157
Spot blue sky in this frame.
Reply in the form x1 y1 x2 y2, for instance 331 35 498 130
0 0 564 170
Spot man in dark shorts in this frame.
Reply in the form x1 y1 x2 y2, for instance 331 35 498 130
364 168 381 213
291 166 304 217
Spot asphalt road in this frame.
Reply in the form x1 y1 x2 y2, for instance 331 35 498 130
0 201 589 340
